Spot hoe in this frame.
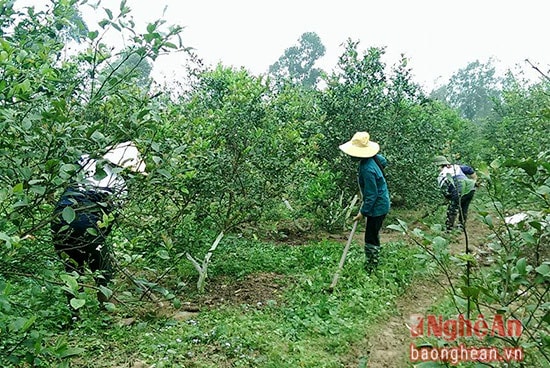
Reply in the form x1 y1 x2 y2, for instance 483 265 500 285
327 219 358 292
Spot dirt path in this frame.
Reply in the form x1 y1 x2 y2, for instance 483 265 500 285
344 220 488 367
361 277 445 367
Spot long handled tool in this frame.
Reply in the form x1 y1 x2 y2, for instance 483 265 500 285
327 220 359 292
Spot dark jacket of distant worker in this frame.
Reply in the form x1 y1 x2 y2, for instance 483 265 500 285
339 131 390 273
51 141 147 302
433 155 477 231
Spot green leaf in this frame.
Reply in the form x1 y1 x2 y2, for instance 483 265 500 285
157 168 172 178
60 274 79 293
397 218 408 231
137 109 149 119
98 285 112 299
86 227 98 236
503 158 537 177
62 206 76 224
70 298 86 310
535 263 550 277
60 163 78 176
516 258 527 275
22 118 32 130
30 185 46 195
58 347 85 359
98 19 110 29
521 232 536 245
88 30 99 40
12 182 24 194
174 145 186 154
172 298 182 309
529 221 543 231
536 185 550 195
157 249 170 260
9 317 27 332
460 286 480 298
21 315 36 332
90 130 105 143
9 316 36 332
103 302 116 312
432 236 447 248
0 232 13 247
483 214 494 229
387 224 404 232
456 253 476 263
144 33 154 43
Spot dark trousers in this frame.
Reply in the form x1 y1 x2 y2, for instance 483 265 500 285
364 214 386 267
51 211 113 288
446 190 475 230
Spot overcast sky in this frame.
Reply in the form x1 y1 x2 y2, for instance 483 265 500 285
29 0 550 90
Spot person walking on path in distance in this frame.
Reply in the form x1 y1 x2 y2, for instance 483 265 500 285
339 131 390 273
433 155 477 232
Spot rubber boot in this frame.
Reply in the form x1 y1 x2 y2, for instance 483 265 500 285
446 213 456 232
364 244 379 273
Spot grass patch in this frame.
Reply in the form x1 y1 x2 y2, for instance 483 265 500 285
1 233 427 367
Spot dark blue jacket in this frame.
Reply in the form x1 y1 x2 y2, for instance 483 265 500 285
358 154 390 217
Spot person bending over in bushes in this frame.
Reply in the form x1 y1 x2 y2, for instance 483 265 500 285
434 155 478 232
51 141 147 303
339 131 390 273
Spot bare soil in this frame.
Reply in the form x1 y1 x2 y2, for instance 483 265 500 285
197 272 289 308
342 218 489 368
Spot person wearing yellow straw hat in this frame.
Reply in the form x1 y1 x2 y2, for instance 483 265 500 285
339 132 390 273
51 141 147 304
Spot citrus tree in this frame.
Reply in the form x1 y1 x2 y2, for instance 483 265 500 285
317 40 468 209
0 1 185 365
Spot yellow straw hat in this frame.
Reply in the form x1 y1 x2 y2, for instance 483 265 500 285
339 132 380 158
